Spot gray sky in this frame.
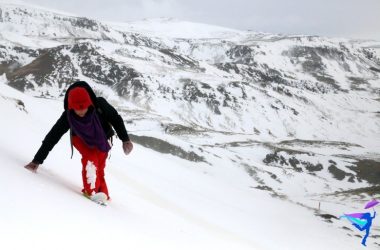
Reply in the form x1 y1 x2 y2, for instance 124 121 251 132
21 0 380 40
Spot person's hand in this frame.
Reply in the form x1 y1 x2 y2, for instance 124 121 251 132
122 141 133 155
25 162 39 173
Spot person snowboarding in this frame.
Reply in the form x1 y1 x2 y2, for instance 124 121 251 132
24 81 133 204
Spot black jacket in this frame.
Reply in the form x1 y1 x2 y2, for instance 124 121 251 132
33 96 130 164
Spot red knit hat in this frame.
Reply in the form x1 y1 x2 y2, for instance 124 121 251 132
68 87 93 110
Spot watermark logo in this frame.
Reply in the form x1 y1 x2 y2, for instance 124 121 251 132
340 199 379 247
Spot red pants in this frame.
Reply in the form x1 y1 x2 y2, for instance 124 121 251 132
72 136 110 199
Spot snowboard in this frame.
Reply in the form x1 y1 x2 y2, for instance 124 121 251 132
84 192 108 206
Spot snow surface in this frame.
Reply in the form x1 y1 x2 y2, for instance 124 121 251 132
0 77 377 250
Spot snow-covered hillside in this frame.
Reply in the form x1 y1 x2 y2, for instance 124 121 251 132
0 72 376 250
0 2 380 249
1 2 379 142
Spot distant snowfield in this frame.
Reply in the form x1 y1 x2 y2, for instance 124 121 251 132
0 0 80 18
107 18 247 40
0 80 373 250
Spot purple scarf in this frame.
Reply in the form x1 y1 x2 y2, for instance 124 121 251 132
67 108 111 152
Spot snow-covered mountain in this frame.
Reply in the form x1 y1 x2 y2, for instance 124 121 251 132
0 2 380 249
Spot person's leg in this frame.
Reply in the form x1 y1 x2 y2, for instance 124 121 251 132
362 228 369 246
72 136 100 196
353 223 365 231
96 150 109 199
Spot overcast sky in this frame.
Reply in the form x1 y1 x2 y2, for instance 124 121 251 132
19 0 380 40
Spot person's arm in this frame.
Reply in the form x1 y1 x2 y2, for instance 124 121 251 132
372 211 376 219
97 97 133 155
31 111 70 165
97 97 130 142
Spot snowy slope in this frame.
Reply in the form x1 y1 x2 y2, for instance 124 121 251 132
0 75 375 250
